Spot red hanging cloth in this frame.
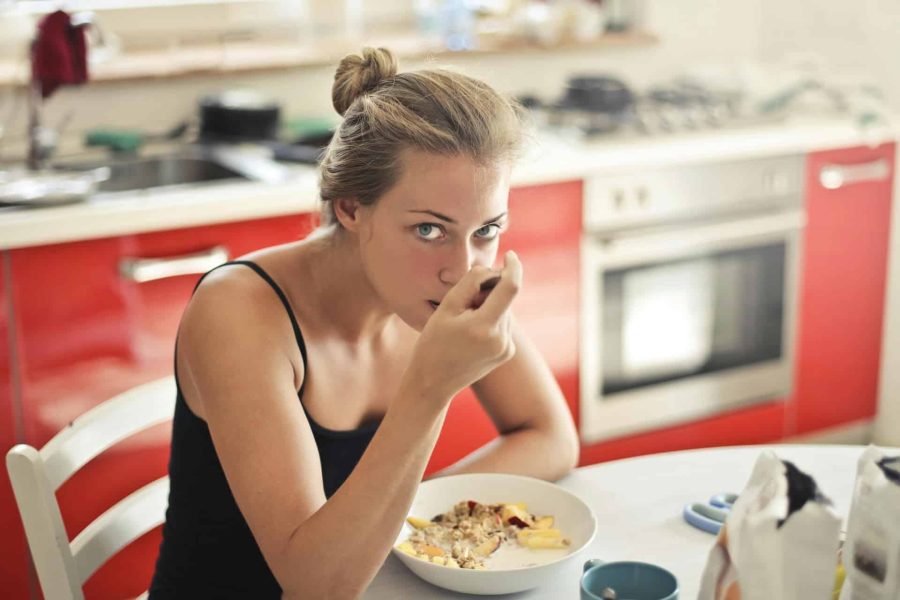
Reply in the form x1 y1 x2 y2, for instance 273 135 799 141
31 10 88 99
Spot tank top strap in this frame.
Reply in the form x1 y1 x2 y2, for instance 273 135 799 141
194 260 309 396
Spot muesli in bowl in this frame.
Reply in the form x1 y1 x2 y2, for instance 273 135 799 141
391 473 596 595
396 499 570 569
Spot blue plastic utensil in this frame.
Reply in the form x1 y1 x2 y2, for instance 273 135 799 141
682 492 737 534
682 503 728 534
709 492 738 508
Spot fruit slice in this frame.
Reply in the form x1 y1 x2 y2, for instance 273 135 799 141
431 556 461 568
406 516 432 529
473 536 501 557
534 516 554 529
519 535 571 550
419 544 445 558
500 504 533 527
517 528 564 542
396 541 417 556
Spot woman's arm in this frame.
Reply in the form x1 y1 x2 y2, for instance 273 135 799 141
428 317 580 482
179 258 521 599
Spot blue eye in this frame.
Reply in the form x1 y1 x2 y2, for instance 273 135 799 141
416 223 443 241
475 224 501 241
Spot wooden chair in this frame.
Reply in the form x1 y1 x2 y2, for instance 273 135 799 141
6 377 176 600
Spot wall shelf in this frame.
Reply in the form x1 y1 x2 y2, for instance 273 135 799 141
0 30 658 86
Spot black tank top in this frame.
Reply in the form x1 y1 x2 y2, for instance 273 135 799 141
149 260 381 598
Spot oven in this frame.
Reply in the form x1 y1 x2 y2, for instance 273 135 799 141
579 154 806 443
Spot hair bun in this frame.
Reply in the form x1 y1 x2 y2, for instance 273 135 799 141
332 47 398 116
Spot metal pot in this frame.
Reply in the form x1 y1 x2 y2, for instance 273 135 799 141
561 76 634 114
198 90 281 142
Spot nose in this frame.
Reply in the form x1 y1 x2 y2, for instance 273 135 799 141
438 241 487 287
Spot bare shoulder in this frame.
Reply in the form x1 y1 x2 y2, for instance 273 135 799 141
188 261 281 311
177 263 305 415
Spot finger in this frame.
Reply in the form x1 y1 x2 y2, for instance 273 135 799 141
476 251 522 322
439 266 497 314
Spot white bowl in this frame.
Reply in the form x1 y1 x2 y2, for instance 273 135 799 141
391 473 597 595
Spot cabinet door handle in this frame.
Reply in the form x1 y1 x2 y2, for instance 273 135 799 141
120 246 230 283
819 158 891 190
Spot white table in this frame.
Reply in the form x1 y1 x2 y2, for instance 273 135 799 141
364 444 899 599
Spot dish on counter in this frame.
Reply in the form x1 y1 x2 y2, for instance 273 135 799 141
396 499 570 569
391 473 596 595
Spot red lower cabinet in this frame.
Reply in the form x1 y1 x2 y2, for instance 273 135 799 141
428 180 583 473
792 143 895 434
1 252 35 600
579 401 788 465
6 214 314 599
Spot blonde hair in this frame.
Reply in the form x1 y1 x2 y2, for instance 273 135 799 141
318 47 526 226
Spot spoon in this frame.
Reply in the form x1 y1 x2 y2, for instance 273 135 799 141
469 276 501 309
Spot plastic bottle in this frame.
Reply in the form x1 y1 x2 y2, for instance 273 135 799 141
439 0 475 51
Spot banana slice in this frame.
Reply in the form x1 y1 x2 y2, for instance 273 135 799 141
406 516 432 529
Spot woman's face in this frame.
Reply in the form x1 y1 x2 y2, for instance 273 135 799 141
355 150 511 331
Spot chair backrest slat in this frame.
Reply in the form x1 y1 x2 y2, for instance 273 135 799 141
6 376 176 599
42 378 176 490
71 477 169 583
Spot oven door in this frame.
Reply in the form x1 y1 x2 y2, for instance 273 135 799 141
579 209 805 443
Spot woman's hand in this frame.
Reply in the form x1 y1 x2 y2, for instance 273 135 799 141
405 250 523 403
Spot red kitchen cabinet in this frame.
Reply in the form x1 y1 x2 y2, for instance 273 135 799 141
1 252 35 600
427 180 584 474
578 401 789 465
792 143 895 434
6 213 314 599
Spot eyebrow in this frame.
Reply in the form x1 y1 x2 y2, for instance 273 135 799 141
408 209 508 226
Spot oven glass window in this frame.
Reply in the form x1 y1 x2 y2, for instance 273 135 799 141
601 243 786 395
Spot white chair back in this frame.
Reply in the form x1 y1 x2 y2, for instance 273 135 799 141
6 376 176 600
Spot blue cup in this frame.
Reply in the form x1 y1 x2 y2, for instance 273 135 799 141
580 559 679 600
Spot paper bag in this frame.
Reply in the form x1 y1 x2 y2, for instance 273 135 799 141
698 450 843 600
839 445 900 600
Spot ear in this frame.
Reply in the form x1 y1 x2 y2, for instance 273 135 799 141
333 197 364 232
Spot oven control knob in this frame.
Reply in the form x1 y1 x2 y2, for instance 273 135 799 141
763 171 789 195
636 186 649 207
613 188 626 210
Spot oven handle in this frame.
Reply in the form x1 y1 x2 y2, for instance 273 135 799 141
591 210 806 268
819 158 891 190
119 245 230 283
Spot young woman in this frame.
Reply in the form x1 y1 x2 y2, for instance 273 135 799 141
149 47 579 599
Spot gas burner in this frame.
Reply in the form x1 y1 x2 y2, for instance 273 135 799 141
522 77 775 139
544 103 635 136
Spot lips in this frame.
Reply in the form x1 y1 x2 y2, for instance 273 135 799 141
428 300 440 310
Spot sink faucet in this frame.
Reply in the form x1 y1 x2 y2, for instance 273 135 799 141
26 80 57 170
27 11 95 170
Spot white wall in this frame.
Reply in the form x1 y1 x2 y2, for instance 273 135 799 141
759 0 900 113
0 0 763 158
875 150 900 446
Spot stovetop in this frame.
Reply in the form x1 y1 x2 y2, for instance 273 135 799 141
522 79 785 140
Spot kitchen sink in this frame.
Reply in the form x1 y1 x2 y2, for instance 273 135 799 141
61 153 248 194
38 144 298 200
99 156 245 193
